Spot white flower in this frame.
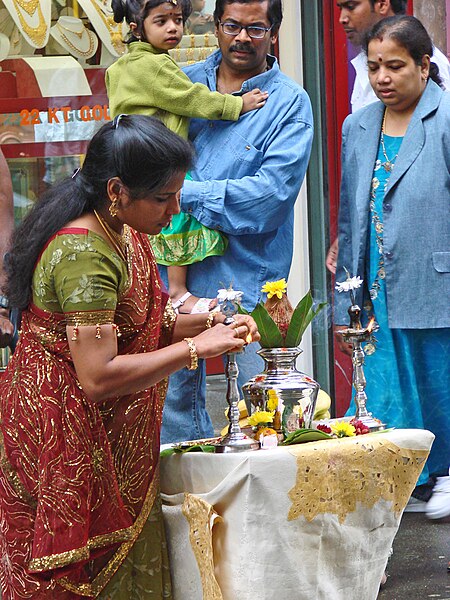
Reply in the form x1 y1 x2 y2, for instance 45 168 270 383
335 276 363 293
216 288 244 303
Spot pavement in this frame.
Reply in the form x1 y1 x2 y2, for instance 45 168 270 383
206 374 450 600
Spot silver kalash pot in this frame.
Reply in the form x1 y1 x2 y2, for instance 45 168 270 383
242 347 319 434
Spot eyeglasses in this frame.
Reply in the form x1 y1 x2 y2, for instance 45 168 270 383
219 21 272 39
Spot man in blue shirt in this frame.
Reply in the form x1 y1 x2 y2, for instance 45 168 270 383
161 0 314 443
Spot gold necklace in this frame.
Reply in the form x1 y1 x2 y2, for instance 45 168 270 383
56 23 95 57
90 0 125 54
380 110 398 173
10 0 48 46
94 210 128 262
56 20 85 39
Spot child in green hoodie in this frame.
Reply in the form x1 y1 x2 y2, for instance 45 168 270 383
106 0 268 313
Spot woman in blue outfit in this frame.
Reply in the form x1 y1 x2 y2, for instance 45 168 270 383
334 15 450 519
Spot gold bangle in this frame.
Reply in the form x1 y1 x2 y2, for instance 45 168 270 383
183 337 198 370
205 311 215 329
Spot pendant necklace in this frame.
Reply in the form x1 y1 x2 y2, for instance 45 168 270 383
380 109 398 173
94 209 128 263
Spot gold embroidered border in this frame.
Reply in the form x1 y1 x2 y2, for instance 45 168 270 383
58 473 160 597
182 493 223 600
0 430 37 509
287 437 429 524
29 526 135 572
64 310 115 326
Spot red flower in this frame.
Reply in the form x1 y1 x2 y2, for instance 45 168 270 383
316 424 332 434
350 419 370 435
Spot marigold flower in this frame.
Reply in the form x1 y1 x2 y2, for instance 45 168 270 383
266 389 279 412
248 410 275 427
254 426 277 441
331 421 356 438
261 279 288 300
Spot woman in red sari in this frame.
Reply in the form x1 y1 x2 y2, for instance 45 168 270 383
0 114 258 599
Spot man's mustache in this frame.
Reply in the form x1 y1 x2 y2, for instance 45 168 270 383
230 43 255 54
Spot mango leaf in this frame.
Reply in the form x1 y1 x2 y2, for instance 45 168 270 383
237 305 250 315
284 292 312 347
285 292 326 348
251 302 284 348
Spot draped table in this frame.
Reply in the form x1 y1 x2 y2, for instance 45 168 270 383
160 429 434 600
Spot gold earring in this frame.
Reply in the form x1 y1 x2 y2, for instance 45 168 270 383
109 197 119 217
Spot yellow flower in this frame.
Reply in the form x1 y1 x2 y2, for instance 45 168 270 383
266 389 279 412
261 279 288 300
330 421 356 438
248 410 275 427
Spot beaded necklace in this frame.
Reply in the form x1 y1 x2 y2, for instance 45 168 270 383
368 110 401 301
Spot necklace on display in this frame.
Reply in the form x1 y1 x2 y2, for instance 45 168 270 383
380 110 398 173
57 19 85 38
55 21 96 57
94 210 129 263
90 0 126 55
8 0 48 47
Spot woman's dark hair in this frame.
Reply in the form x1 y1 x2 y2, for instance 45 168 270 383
213 0 283 35
112 0 192 43
6 115 194 309
363 15 443 88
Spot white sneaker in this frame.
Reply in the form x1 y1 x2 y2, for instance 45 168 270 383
404 496 427 513
425 475 450 520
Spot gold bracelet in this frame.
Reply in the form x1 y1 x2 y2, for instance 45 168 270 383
183 337 198 370
205 311 215 329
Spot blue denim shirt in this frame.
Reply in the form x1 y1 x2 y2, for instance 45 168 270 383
161 50 313 310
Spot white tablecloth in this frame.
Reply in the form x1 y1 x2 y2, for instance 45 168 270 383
160 429 434 600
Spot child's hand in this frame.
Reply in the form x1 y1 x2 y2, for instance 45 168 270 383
241 89 269 114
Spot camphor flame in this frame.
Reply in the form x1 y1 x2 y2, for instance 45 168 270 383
367 317 375 332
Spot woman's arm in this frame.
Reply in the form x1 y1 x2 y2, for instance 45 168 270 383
68 314 259 403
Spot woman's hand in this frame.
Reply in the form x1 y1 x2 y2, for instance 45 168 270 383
193 315 260 359
241 89 269 114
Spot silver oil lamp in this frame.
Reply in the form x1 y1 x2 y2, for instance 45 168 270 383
215 289 260 453
336 275 385 432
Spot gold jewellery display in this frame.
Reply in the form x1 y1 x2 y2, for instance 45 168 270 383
51 16 98 59
76 0 126 57
3 0 51 48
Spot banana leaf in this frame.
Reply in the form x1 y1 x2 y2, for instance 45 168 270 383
160 444 216 457
281 428 332 445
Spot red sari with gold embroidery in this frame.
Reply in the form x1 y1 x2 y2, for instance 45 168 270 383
0 229 175 598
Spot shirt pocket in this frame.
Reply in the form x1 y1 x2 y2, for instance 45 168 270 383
432 252 450 273
228 131 264 175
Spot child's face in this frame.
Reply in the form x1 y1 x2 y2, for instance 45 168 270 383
141 2 184 49
192 0 205 11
